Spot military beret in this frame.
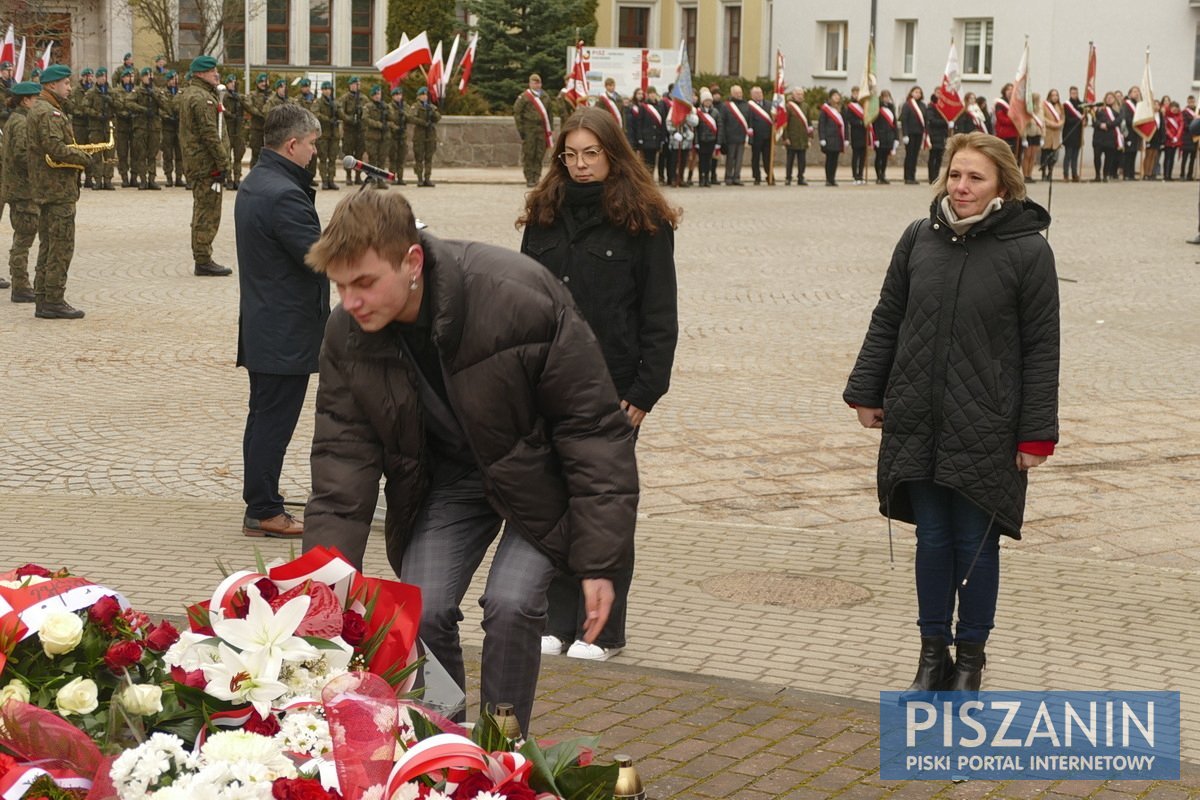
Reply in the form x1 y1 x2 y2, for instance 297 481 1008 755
273 78 286 89
123 52 133 59
391 87 403 96
95 66 108 76
299 78 311 87
155 54 165 61
416 86 427 95
256 72 268 83
226 74 238 82
370 84 382 95
166 70 177 78
30 68 40 78
10 81 41 97
321 81 333 90
190 54 218 73
121 69 134 78
81 67 93 76
39 64 71 84
140 67 152 76
348 76 360 84
0 61 11 69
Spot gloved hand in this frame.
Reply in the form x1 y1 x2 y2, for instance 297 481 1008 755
903 136 910 145
673 132 683 142
819 139 826 147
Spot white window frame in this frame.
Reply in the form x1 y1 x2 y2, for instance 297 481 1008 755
894 19 916 79
1193 22 1200 85
614 2 657 50
816 20 848 78
960 17 994 80
721 2 742 77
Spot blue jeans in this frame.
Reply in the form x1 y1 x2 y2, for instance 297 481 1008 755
907 480 1000 644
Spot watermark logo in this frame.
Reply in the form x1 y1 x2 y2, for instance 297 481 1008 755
880 691 1180 780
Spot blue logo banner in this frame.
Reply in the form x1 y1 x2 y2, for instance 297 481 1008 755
880 691 1180 780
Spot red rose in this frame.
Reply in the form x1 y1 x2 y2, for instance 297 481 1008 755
14 564 52 578
104 640 144 673
255 578 281 603
340 610 367 646
122 608 151 632
498 784 537 800
244 711 282 737
170 665 207 690
272 777 339 799
144 620 181 652
452 773 495 799
88 595 122 628
0 752 17 779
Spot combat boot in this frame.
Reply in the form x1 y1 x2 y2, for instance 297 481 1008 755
35 301 85 319
194 261 233 277
84 176 95 189
101 178 115 190
344 170 353 187
0 277 8 289
175 176 186 187
355 171 363 184
11 287 35 303
146 178 162 190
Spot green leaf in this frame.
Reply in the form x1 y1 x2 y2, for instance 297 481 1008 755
471 707 513 752
302 636 350 652
408 709 444 742
554 763 619 800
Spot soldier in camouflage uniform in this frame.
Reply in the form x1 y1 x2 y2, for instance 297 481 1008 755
224 75 245 189
514 74 551 187
296 78 318 182
339 76 366 185
152 55 169 88
68 68 94 188
246 73 270 168
28 66 91 318
132 68 164 190
388 86 408 186
112 69 137 186
160 71 184 186
312 80 339 190
362 84 390 189
408 86 440 187
2 81 43 299
85 68 118 190
179 56 232 277
265 78 291 116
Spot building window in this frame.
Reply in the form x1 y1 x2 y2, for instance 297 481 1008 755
724 5 741 75
898 19 916 76
962 18 993 78
351 0 373 66
822 21 847 73
1194 24 1200 82
178 2 203 60
310 0 331 65
681 5 697 73
618 6 650 48
224 0 245 63
266 0 288 64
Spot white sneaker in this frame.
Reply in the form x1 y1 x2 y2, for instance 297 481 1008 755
566 640 623 661
541 635 566 655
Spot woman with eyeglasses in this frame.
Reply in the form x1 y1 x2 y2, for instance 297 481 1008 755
518 106 680 662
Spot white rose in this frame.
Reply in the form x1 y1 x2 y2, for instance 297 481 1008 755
38 610 84 656
0 679 30 706
119 683 163 716
56 677 99 716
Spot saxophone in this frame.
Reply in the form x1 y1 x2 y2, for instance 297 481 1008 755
45 120 115 169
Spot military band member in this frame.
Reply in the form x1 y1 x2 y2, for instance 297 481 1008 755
179 55 232 277
247 73 270 168
389 86 408 186
339 76 366 185
133 67 164 190
85 68 118 190
2 81 43 299
408 86 440 188
224 74 246 189
28 65 91 318
313 80 340 190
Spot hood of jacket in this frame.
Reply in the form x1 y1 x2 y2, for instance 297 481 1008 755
929 194 1051 240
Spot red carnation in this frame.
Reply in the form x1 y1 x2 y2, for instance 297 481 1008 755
145 620 181 653
104 640 144 673
244 712 282 737
88 595 122 628
255 578 281 603
122 608 151 632
452 773 495 799
340 610 367 646
169 665 206 690
14 564 52 579
272 777 340 799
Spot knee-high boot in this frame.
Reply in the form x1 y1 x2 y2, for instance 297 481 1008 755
948 641 986 692
905 636 954 693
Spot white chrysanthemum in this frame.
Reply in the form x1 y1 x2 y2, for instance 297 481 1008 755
468 793 506 800
110 733 192 798
278 711 332 757
200 730 295 780
387 784 422 800
424 789 452 800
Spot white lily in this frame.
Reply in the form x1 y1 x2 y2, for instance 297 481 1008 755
210 585 319 668
200 643 289 719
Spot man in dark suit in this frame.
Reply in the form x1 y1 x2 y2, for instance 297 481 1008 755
234 103 329 538
746 86 774 184
721 85 749 185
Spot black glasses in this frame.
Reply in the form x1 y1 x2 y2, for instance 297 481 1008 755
559 147 604 166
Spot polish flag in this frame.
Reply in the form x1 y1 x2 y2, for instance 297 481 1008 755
457 33 477 93
1009 38 1030 137
0 25 14 66
426 40 444 104
934 40 964 122
375 31 432 87
772 48 787 130
564 40 588 106
1133 49 1158 141
37 40 53 71
14 36 25 80
440 34 459 99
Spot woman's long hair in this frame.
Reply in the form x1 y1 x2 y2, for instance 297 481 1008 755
518 106 680 235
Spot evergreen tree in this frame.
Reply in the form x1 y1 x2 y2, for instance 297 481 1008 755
386 0 457 51
467 0 597 109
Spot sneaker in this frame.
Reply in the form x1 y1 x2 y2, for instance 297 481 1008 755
566 640 622 661
541 635 566 655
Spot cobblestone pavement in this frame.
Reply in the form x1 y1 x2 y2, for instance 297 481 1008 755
1 167 1198 795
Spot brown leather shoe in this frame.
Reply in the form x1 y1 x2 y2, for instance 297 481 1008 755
243 512 304 538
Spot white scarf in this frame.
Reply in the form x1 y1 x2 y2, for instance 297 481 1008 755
939 196 1005 235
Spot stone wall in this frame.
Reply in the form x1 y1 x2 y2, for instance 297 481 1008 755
435 116 526 167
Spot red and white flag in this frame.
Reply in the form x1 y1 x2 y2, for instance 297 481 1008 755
1084 42 1097 105
14 36 25 81
1133 48 1157 141
457 32 477 93
375 30 432 87
934 40 964 122
37 40 53 71
1010 38 1030 136
772 48 787 131
0 25 14 66
426 40 444 104
440 34 459 99
564 40 589 106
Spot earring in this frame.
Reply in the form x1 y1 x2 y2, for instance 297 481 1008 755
410 279 418 290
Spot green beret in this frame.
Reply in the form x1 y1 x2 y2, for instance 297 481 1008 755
95 66 107 76
370 84 382 95
10 81 41 96
273 78 286 89
321 81 333 90
123 52 133 59
391 87 403 96
299 78 311 87
39 64 71 84
140 67 152 76
225 74 237 83
416 86 427 95
30 68 40 78
166 70 177 78
81 67 93 76
0 61 11 69
155 54 165 61
348 76 360 84
190 55 218 73
256 72 268 83
121 69 134 78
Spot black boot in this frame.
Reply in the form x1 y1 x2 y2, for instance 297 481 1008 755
905 637 955 693
947 641 986 692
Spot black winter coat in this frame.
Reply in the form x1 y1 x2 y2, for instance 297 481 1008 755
234 148 329 374
872 104 898 150
305 233 639 579
521 191 678 412
846 102 868 149
844 198 1060 538
818 106 845 153
927 109 950 149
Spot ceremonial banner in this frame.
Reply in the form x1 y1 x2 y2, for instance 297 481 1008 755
858 36 879 125
1133 49 1158 141
934 40 964 122
1010 38 1031 136
376 31 432 86
1084 42 1097 105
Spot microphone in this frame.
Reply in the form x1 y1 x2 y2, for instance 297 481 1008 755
343 155 396 182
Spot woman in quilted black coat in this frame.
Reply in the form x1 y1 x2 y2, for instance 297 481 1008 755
844 132 1059 692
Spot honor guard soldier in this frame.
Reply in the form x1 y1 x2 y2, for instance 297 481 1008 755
85 67 117 190
28 65 91 318
339 76 366 185
296 78 318 182
160 71 185 187
313 80 340 190
133 67 164 190
389 86 407 185
246 72 270 168
0 60 13 131
408 86 440 187
2 81 43 300
68 68 94 187
224 75 246 188
265 78 292 115
112 69 137 186
153 55 169 87
362 83 390 188
178 55 232 277
514 74 551 187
